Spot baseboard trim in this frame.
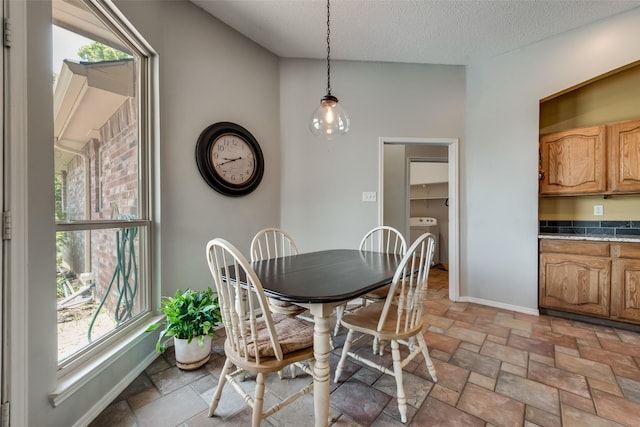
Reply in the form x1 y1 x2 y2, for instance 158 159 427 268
540 308 640 332
71 350 159 427
457 296 540 317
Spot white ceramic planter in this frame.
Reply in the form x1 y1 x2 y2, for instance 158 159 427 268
173 335 212 370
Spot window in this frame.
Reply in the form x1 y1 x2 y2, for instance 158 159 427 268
53 0 153 370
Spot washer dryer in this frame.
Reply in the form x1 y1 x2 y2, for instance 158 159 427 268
409 217 439 265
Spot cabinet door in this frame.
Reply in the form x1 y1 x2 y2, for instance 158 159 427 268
611 258 640 323
608 119 640 193
539 125 606 195
539 253 610 316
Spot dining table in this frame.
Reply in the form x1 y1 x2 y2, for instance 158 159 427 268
250 249 402 427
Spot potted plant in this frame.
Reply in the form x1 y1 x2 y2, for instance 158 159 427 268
147 287 222 370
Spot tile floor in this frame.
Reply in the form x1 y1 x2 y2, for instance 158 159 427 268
89 268 640 426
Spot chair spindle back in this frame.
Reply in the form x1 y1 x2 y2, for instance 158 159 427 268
206 238 284 363
251 228 299 262
378 232 436 334
359 225 406 255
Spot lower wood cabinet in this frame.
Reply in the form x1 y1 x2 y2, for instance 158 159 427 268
611 244 640 323
539 239 640 325
539 240 611 317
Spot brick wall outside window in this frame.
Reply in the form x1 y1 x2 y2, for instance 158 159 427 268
63 98 139 319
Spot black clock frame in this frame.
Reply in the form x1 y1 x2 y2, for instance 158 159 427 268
195 122 264 197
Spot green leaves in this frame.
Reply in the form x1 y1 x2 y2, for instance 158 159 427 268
77 42 133 62
146 288 221 353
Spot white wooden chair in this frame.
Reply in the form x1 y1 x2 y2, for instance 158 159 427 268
205 238 315 427
250 228 306 317
333 225 407 344
333 232 438 424
251 227 319 372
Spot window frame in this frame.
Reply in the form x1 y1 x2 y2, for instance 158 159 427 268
52 0 157 379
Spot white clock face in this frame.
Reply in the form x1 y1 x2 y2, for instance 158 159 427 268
211 133 256 185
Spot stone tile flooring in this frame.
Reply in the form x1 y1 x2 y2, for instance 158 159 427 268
89 268 640 426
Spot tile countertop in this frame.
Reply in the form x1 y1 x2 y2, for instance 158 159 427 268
538 233 640 243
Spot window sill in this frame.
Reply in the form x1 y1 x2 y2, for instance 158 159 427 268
49 314 163 407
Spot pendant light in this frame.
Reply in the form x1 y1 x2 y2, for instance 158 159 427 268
309 0 350 139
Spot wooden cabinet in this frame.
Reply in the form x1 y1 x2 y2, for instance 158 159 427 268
539 118 640 196
539 125 606 195
539 240 610 317
608 119 640 194
611 243 640 323
540 239 640 325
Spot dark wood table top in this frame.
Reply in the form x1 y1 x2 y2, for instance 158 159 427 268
251 249 402 304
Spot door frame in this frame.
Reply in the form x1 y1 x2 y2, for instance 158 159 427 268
3 0 29 424
1 0 5 412
378 137 460 301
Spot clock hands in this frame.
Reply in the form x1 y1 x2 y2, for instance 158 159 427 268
219 156 242 166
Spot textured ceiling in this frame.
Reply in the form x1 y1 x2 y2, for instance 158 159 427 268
190 0 640 65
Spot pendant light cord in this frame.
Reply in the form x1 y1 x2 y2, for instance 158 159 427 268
326 0 332 96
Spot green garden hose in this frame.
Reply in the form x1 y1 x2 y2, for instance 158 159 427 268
88 215 138 342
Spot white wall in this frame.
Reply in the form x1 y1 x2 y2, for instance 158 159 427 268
15 1 281 426
116 0 281 295
279 60 465 252
465 8 640 310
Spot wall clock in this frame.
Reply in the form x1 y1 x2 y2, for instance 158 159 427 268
195 122 265 197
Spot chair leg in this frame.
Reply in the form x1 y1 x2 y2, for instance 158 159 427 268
252 372 266 427
334 329 354 382
276 363 296 380
390 340 408 423
374 337 387 356
379 340 387 356
208 358 233 416
416 334 438 382
333 304 345 336
290 363 297 378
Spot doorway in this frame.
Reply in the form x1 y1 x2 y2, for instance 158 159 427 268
409 159 448 266
378 138 460 301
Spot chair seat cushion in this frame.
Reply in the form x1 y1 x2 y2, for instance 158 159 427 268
268 297 306 315
245 313 314 358
364 278 409 301
364 284 391 300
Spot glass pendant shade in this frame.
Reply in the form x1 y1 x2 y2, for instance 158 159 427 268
309 94 350 139
310 0 349 140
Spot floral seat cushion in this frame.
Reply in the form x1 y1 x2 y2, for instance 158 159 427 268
244 313 314 358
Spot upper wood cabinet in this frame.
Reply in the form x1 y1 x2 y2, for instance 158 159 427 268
539 118 640 196
539 125 606 195
608 119 640 193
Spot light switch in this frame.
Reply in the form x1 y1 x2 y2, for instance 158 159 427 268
362 192 377 202
594 205 604 216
